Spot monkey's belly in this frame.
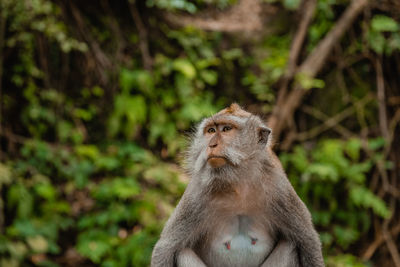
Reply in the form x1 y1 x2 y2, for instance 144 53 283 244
204 215 274 267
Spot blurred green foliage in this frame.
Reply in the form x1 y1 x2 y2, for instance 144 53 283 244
0 0 398 266
367 14 400 55
281 138 390 251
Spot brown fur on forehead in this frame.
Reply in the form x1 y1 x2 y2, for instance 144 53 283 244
203 117 240 128
216 103 252 118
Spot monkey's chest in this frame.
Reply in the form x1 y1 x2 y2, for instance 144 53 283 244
203 215 274 267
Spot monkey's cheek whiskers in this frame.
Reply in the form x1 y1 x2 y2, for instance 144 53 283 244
193 153 209 174
224 149 245 166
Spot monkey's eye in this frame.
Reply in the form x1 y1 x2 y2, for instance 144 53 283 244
222 125 232 132
207 127 216 133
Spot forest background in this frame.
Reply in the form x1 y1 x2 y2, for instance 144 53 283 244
0 0 399 266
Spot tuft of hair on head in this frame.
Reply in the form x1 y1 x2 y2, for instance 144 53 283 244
216 103 252 118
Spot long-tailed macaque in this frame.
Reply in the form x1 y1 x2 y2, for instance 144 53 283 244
151 104 324 267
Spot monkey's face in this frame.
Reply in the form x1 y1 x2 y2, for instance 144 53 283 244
203 121 238 168
189 112 271 175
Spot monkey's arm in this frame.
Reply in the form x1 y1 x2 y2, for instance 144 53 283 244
151 185 206 267
272 187 324 267
260 240 299 267
177 248 207 267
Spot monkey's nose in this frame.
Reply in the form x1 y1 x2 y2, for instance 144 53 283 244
209 143 218 148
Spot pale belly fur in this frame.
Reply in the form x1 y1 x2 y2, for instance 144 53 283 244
201 215 275 267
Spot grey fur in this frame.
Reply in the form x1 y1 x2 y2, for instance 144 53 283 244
177 248 207 267
151 110 324 267
261 240 298 267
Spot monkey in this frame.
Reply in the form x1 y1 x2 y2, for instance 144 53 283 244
151 103 324 267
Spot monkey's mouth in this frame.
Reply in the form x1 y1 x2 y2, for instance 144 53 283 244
207 155 226 160
207 156 228 168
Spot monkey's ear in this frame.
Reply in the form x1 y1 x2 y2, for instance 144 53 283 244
258 127 271 145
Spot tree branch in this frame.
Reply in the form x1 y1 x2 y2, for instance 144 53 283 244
284 0 317 83
362 223 400 261
298 0 369 77
165 0 264 32
275 0 317 117
0 3 6 145
375 56 389 141
129 1 152 70
268 0 370 140
69 2 111 84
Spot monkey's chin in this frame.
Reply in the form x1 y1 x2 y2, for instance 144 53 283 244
207 157 227 168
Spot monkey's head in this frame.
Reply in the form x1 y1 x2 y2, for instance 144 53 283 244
187 103 272 178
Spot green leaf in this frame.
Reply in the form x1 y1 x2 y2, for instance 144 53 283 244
345 138 361 161
306 163 339 182
222 48 243 60
7 220 36 238
75 145 100 160
0 258 20 267
283 0 301 10
290 146 309 173
350 186 391 218
7 241 28 258
200 70 218 85
371 15 399 32
367 30 386 54
108 95 147 139
77 230 113 263
295 72 325 89
0 163 12 186
95 155 120 171
327 254 369 267
319 232 333 247
35 182 57 200
333 225 359 248
173 58 196 79
119 69 154 95
368 137 386 150
387 32 400 54
26 235 49 253
146 0 197 13
117 142 152 163
112 179 140 199
120 68 136 93
94 178 140 200
7 184 33 218
343 162 371 183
